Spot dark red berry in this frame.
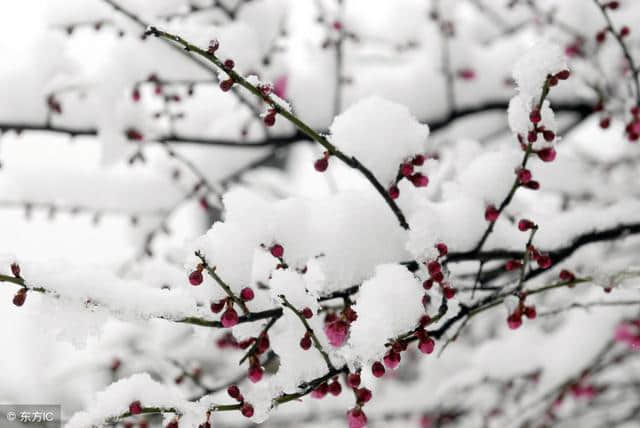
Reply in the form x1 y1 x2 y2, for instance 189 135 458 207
356 387 372 403
129 400 142 415
412 154 426 166
559 269 575 282
556 70 570 80
371 361 385 377
300 334 312 350
301 307 313 319
270 244 284 258
220 79 234 92
518 219 536 231
223 59 235 70
314 157 328 172
12 288 27 307
241 403 254 418
389 185 400 200
485 205 499 222
189 270 203 286
227 385 240 399
529 109 542 124
207 39 219 54
210 299 225 313
517 168 532 184
436 242 448 257
10 262 20 277
442 286 456 300
600 117 611 129
347 372 361 388
328 380 342 396
537 147 556 162
240 287 254 301
505 260 523 271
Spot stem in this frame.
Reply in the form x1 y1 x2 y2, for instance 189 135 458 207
196 251 249 314
279 295 335 371
145 27 410 230
592 0 640 106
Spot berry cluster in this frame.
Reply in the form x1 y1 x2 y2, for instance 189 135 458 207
388 154 428 200
422 243 456 300
506 294 537 330
226 384 255 418
323 306 358 347
346 371 372 428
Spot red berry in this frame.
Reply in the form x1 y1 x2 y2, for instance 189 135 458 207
423 279 433 290
537 254 552 269
600 117 611 129
311 383 329 399
427 261 441 275
240 287 254 301
505 260 522 271
344 307 358 323
517 168 532 184
431 271 444 283
227 385 240 399
418 337 435 354
356 387 372 403
328 380 342 396
347 373 361 388
263 113 276 127
300 334 312 350
400 163 413 177
412 154 426 166
559 269 575 282
527 130 538 143
10 262 20 277
419 315 432 327
507 313 522 329
485 205 499 222
596 30 606 43
524 180 540 190
443 286 456 300
12 288 27 307
457 68 476 80
241 403 254 418
220 79 234 92
347 408 368 428
314 157 328 172
221 307 239 328
132 88 141 102
518 219 536 231
620 26 630 37
125 128 144 141
210 299 225 313
529 109 542 124
556 70 570 80
410 173 429 187
371 361 385 377
270 244 284 258
207 39 219 54
301 307 313 319
606 1 619 9
256 334 270 353
383 351 401 370
166 420 178 428
129 400 142 415
436 242 448 257
189 270 203 286
542 130 555 142
389 185 400 200
223 59 235 70
248 365 263 383
537 147 557 162
524 306 537 319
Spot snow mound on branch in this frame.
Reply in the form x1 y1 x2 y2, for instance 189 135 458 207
346 264 423 364
508 95 557 148
329 96 429 186
512 41 567 97
66 373 200 428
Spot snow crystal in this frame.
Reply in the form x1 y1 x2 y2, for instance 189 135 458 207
346 264 423 364
329 96 430 186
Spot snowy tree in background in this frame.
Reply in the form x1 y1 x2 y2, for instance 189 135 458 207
1 0 640 427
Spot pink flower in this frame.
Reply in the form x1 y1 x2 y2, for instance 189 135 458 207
324 320 349 347
347 408 368 428
274 75 288 99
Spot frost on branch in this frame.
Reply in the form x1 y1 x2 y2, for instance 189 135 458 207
329 96 430 186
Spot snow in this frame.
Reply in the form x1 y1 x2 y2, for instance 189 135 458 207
512 41 567 98
346 264 423 365
329 96 430 186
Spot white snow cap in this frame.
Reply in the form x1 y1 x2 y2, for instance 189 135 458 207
329 96 430 186
346 264 423 364
512 41 568 97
